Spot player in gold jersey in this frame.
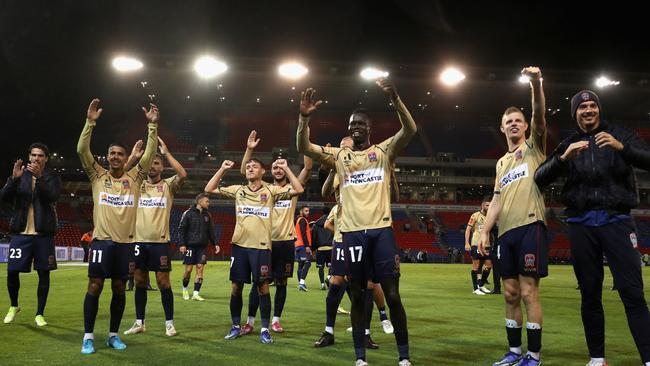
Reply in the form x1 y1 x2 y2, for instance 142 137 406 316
297 79 416 366
238 130 313 334
478 67 547 366
465 196 493 295
205 158 303 344
78 99 159 354
123 137 187 337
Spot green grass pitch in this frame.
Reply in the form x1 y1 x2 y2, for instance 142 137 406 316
0 263 648 366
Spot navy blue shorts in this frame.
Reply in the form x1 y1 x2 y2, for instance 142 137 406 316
330 242 347 276
295 245 310 261
182 245 208 265
316 249 332 268
271 240 295 279
135 243 171 272
7 234 57 272
471 245 491 261
230 244 271 284
88 240 135 279
497 221 548 278
342 227 400 282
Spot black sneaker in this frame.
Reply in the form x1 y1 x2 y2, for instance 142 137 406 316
366 335 379 349
314 331 335 347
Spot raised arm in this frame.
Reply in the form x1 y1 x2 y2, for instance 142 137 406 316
240 130 260 176
534 141 579 189
34 170 62 203
205 160 235 194
137 104 160 175
125 140 144 171
522 67 547 150
77 99 102 171
158 137 187 186
321 169 336 198
602 128 650 172
297 154 313 186
297 88 330 163
376 79 417 161
0 160 23 202
273 159 304 197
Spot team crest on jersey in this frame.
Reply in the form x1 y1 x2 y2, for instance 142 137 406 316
260 265 269 277
524 254 536 271
630 233 638 248
157 185 164 192
515 149 523 160
342 152 353 166
122 180 130 189
260 193 268 202
368 151 377 162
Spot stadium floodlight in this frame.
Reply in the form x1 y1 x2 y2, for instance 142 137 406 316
194 56 228 79
518 75 530 84
595 76 620 88
360 67 389 80
112 56 143 72
440 67 465 86
278 62 308 79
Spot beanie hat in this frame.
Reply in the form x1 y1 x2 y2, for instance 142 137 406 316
570 90 601 120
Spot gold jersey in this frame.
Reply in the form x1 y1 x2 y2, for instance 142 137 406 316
494 135 546 237
326 204 343 243
135 175 181 243
272 189 299 241
467 211 487 246
214 183 292 250
77 119 158 243
320 138 395 232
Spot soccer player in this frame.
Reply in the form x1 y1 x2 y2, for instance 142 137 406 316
239 130 312 334
322 160 387 348
312 206 333 290
535 90 650 366
123 137 187 337
77 99 159 354
465 196 493 295
315 138 356 348
1 143 61 326
297 78 416 366
295 205 313 291
178 192 219 301
205 158 303 344
478 67 547 366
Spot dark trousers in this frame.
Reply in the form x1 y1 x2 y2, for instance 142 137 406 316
568 220 650 362
490 244 501 293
